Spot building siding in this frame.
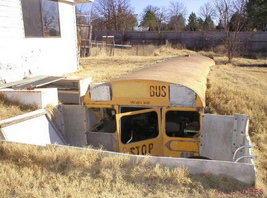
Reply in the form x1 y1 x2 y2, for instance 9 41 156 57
0 0 79 83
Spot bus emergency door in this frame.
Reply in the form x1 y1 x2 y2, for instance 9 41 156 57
116 108 163 156
163 107 201 158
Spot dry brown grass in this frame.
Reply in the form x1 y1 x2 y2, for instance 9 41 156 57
0 92 38 120
69 46 195 83
206 63 267 197
70 47 266 196
71 56 168 83
0 46 266 197
0 142 252 198
90 44 194 57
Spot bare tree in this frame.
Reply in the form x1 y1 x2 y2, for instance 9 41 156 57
198 2 216 31
168 1 187 31
42 0 60 36
199 2 215 20
155 6 168 33
76 4 97 26
213 0 247 62
94 0 137 32
169 1 187 17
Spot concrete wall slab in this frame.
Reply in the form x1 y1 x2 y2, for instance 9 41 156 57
200 114 235 161
62 105 87 147
0 109 64 146
0 88 58 108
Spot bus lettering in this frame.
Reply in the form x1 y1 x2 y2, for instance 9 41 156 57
150 86 167 98
161 86 167 97
130 147 135 154
129 143 154 155
149 143 153 153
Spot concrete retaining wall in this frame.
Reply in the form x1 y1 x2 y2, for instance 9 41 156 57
0 109 65 146
0 88 58 108
0 106 256 185
53 145 257 186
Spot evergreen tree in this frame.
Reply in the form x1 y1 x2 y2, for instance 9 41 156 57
187 12 199 31
141 10 157 31
197 17 204 31
246 0 267 31
203 16 214 31
229 12 248 32
216 20 224 31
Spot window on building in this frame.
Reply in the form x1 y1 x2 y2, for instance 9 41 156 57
21 0 60 37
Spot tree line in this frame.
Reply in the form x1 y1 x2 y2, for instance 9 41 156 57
76 0 266 62
77 0 267 32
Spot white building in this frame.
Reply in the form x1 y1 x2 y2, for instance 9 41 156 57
0 0 93 83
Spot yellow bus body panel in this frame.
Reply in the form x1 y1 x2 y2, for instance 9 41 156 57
84 55 215 158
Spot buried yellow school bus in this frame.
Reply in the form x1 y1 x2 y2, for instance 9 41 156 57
84 55 215 158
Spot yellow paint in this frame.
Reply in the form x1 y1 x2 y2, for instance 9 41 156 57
85 80 204 158
84 55 214 158
162 107 201 157
113 82 149 98
163 138 199 157
116 108 163 156
84 80 172 107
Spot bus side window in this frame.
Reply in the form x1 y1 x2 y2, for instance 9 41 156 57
88 108 116 133
165 111 200 138
121 111 159 144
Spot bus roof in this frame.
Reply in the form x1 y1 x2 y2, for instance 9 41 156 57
110 55 215 106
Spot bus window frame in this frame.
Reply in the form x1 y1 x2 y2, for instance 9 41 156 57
86 105 119 133
163 107 202 139
162 107 202 157
116 108 162 145
119 105 153 114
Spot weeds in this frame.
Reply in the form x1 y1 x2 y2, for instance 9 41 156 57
206 64 267 196
0 92 38 120
0 46 266 197
0 142 252 198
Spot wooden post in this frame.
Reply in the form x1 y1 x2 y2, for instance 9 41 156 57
88 25 92 57
142 40 145 56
